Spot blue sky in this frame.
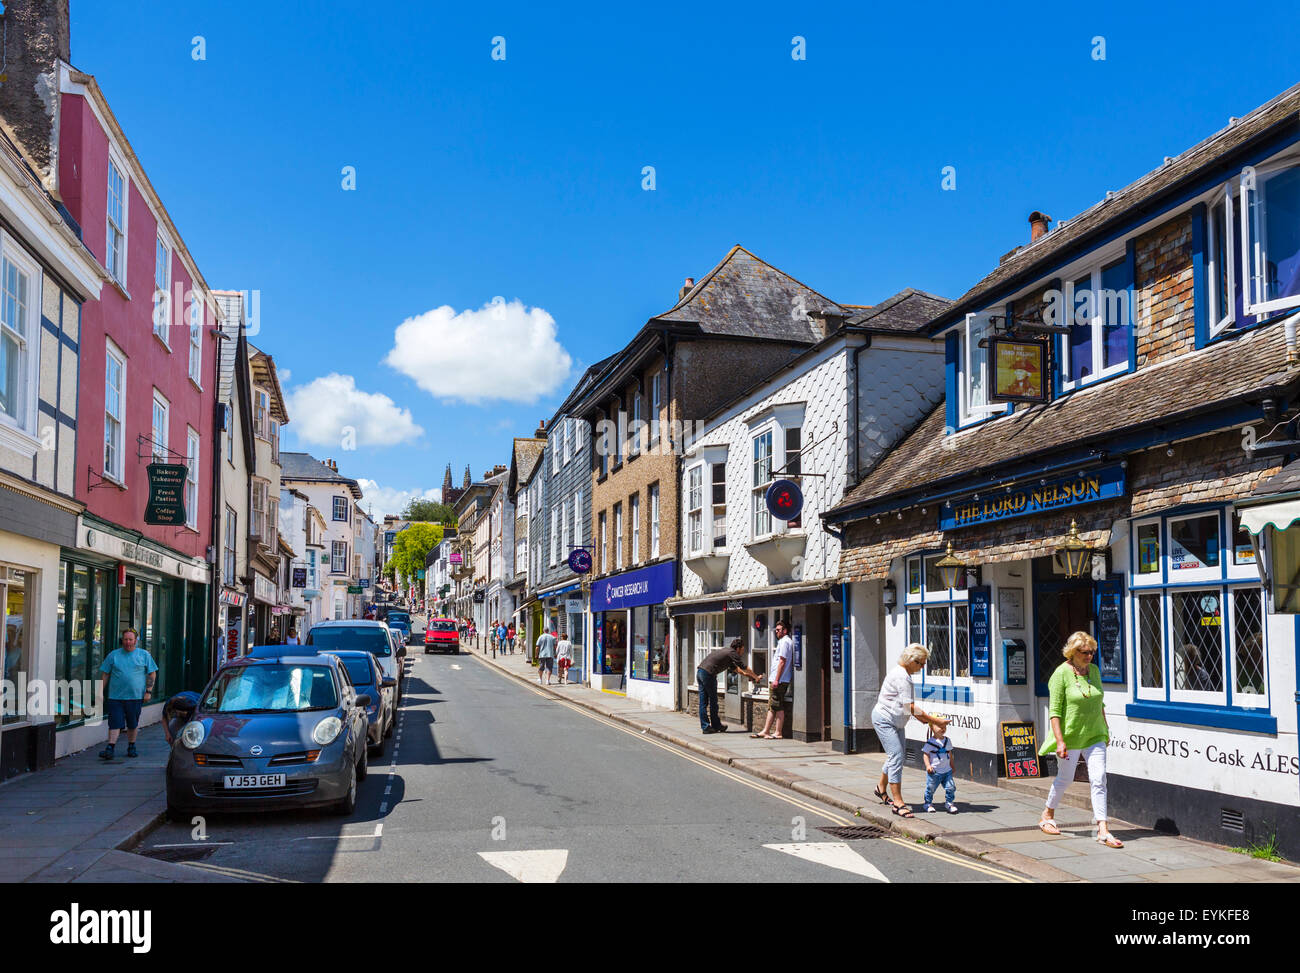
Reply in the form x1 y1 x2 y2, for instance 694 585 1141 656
71 1 1300 516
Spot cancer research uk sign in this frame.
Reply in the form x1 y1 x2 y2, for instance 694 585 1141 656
590 561 675 612
939 464 1126 531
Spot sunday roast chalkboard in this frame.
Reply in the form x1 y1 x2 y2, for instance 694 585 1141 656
1095 576 1124 683
1001 721 1041 779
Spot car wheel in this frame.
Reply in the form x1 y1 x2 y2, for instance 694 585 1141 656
356 738 369 781
334 761 357 816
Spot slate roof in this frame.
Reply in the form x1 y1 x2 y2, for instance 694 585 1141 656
508 437 546 499
279 452 363 498
654 245 846 342
1249 458 1300 499
846 289 952 333
828 318 1300 516
931 81 1300 332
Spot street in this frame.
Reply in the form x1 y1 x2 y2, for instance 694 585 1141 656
133 651 1021 883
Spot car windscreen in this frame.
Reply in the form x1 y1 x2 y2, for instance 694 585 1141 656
431 620 457 632
306 626 392 657
337 657 374 687
201 664 338 713
387 612 410 625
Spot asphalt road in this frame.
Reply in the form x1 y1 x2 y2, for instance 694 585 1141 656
136 652 1022 883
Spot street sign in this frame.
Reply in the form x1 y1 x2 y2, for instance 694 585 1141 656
765 478 803 522
348 585 362 594
144 463 187 525
360 577 371 587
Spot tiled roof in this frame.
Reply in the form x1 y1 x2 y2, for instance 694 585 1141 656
1250 458 1300 499
846 289 952 333
279 452 363 498
933 82 1300 332
829 319 1300 516
653 245 845 342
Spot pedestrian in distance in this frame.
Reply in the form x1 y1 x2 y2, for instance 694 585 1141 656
696 637 760 735
285 627 300 646
507 622 516 654
871 642 948 818
98 628 159 760
555 630 573 685
752 619 794 739
1038 631 1123 847
922 722 958 813
536 628 558 685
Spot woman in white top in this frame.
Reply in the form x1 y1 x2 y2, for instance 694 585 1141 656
555 633 574 685
871 643 948 818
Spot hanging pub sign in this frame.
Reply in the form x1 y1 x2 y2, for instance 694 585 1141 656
292 568 307 588
939 464 1126 531
989 337 1048 403
144 462 187 525
568 548 593 574
765 478 804 522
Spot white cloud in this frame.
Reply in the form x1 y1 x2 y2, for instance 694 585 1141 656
285 374 423 448
278 367 291 386
356 480 443 519
383 299 573 405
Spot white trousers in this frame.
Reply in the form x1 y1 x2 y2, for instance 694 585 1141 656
1045 741 1109 822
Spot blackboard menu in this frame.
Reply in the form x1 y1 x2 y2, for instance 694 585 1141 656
831 623 842 673
1001 721 1040 778
1095 577 1124 683
968 586 991 676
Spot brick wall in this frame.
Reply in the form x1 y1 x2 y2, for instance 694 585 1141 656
1135 214 1195 367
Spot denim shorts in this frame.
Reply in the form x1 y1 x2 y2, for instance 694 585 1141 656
872 709 907 783
106 698 143 731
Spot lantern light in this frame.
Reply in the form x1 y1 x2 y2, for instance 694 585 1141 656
934 543 967 590
1056 519 1093 579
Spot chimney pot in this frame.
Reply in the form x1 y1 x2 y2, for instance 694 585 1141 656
1028 211 1052 243
679 277 696 300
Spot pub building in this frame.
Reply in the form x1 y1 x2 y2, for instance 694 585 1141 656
825 83 1300 856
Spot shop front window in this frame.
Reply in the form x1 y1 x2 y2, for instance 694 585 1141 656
2 568 33 725
57 562 108 727
692 613 726 686
630 605 651 680
601 611 627 676
904 555 971 682
750 610 771 684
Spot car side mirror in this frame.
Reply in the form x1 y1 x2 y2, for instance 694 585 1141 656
380 677 397 688
354 694 372 708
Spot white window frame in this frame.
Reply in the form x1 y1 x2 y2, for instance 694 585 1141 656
551 505 558 565
650 484 660 558
573 487 582 558
902 553 972 684
751 428 774 540
184 427 200 529
106 155 128 285
251 478 269 541
957 311 1000 427
650 372 662 447
104 340 126 482
1241 157 1300 317
598 511 607 574
615 502 624 570
631 493 641 565
1059 255 1130 392
561 497 570 564
188 298 203 384
153 236 171 345
0 237 42 446
331 540 348 574
691 612 726 687
1165 510 1224 585
254 388 270 441
1207 184 1238 337
552 433 560 474
224 506 237 585
687 464 703 554
151 389 169 463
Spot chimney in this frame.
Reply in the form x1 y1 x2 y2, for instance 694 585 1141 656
1028 211 1052 243
493 464 507 476
0 1 71 189
678 277 695 300
535 419 546 437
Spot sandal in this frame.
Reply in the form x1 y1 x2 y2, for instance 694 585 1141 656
1038 819 1062 836
749 733 765 738
873 785 890 805
1096 833 1124 848
890 802 914 818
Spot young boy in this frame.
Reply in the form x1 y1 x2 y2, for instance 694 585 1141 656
922 724 958 813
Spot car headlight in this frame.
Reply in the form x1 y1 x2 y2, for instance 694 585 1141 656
180 721 205 750
313 716 343 746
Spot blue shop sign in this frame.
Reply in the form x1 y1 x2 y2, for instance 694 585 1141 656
939 464 1125 531
968 586 991 677
591 561 675 612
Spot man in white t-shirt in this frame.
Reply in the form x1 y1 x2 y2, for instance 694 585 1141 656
754 619 794 740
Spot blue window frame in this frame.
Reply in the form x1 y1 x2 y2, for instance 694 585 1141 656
904 553 973 701
332 496 348 522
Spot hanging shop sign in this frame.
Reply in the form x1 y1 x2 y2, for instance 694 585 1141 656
989 338 1048 404
939 464 1125 531
361 577 371 587
219 588 247 608
143 462 188 525
968 586 992 677
568 548 593 574
1001 721 1041 778
1095 577 1125 683
590 561 674 612
472 591 485 603
564 597 584 614
449 551 463 565
765 479 804 522
292 568 307 588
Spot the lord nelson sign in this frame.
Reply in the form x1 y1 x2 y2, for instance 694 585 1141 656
939 464 1125 531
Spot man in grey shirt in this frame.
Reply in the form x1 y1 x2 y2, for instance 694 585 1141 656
536 628 558 685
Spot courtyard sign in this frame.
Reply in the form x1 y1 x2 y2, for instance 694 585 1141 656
939 464 1125 531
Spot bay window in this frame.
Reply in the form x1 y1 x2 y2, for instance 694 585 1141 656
712 463 727 546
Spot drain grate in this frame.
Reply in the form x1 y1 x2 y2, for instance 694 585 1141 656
818 825 889 840
140 845 221 864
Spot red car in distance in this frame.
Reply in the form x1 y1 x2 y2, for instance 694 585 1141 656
424 618 460 655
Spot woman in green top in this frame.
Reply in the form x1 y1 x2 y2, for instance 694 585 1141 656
1037 631 1123 848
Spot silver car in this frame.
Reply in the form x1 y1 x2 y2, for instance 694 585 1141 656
307 620 405 705
165 654 371 818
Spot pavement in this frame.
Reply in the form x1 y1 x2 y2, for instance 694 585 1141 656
468 638 1300 883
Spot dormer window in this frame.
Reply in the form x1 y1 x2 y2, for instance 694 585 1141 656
956 311 998 427
1060 257 1131 390
1242 160 1300 316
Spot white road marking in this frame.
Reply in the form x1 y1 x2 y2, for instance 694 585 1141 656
374 822 383 838
384 786 392 795
150 841 234 848
763 842 890 883
450 664 462 670
379 802 388 814
477 849 569 883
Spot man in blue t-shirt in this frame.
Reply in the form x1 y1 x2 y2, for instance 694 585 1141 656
98 628 159 761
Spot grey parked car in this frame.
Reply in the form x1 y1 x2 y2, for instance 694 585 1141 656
318 649 395 755
165 654 371 819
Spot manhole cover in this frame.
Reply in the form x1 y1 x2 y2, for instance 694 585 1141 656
140 845 221 864
818 825 889 840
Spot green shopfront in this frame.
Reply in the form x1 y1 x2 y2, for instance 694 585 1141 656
54 516 212 758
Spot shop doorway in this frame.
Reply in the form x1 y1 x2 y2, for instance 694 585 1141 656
1033 578 1095 697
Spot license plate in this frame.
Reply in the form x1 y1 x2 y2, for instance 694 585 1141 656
223 773 286 789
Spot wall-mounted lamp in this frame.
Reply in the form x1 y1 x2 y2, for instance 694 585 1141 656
882 578 897 609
